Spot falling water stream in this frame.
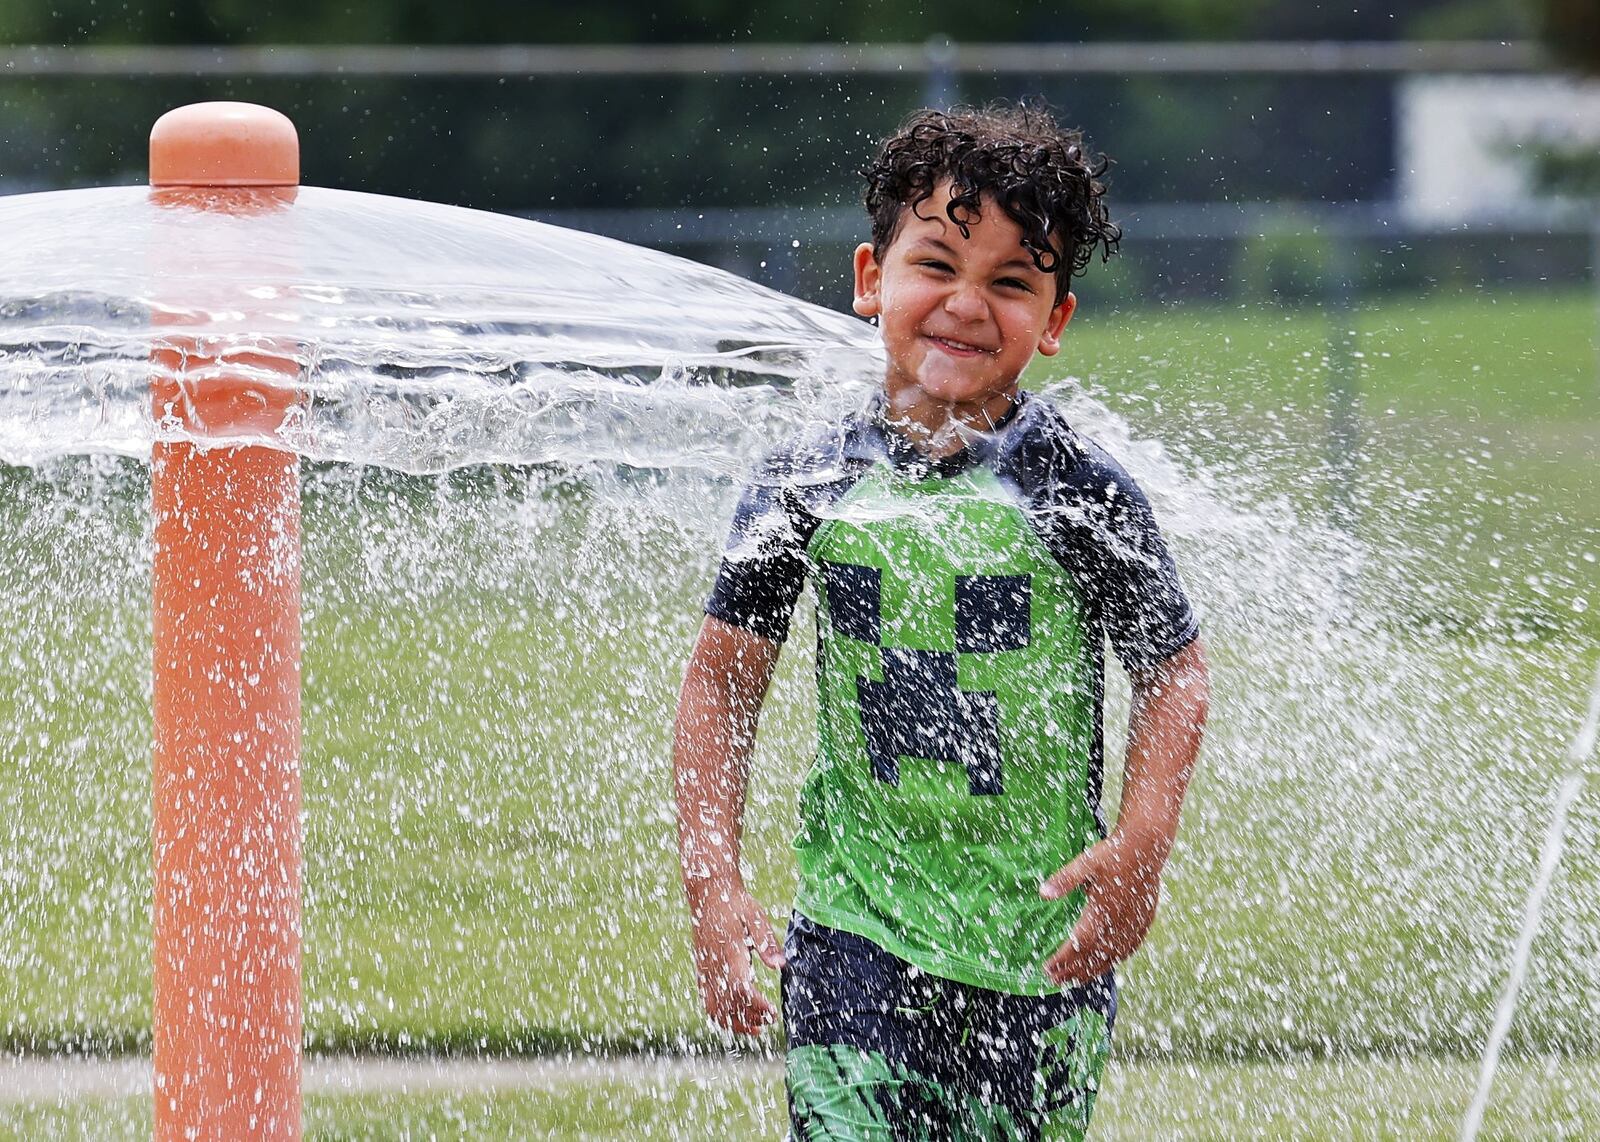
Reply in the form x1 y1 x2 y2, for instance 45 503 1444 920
1460 661 1600 1142
2 184 1597 1134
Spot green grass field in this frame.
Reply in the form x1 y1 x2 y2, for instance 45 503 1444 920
0 287 1596 1132
1052 289 1600 640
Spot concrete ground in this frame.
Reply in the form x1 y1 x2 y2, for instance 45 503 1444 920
0 1053 780 1103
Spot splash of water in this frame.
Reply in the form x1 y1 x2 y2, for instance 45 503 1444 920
2 373 1594 1073
1460 660 1600 1142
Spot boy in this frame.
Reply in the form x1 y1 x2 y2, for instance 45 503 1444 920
674 103 1209 1140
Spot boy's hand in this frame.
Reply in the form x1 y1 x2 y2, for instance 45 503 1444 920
685 878 786 1036
1038 829 1166 986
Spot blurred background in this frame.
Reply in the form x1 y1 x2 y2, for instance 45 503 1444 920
4 1 1599 310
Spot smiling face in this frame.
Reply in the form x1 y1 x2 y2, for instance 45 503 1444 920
853 181 1076 436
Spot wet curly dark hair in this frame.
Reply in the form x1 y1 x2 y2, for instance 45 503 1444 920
863 102 1120 304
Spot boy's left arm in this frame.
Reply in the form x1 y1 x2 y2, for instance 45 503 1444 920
1040 637 1210 986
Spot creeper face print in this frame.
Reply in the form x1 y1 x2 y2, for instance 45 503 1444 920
822 560 1032 796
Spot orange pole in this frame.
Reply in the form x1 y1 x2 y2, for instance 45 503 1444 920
149 103 302 1141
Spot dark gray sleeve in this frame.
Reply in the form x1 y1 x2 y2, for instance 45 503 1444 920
1081 468 1199 672
1023 444 1199 673
704 420 872 644
704 476 812 644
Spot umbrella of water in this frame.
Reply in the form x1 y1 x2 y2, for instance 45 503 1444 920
0 183 879 472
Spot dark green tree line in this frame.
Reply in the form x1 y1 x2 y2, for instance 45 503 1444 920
0 0 1542 47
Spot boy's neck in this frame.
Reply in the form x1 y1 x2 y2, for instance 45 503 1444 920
881 386 1021 459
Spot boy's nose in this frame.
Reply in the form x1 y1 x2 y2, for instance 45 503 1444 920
944 284 988 321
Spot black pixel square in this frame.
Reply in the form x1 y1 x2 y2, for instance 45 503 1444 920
859 648 1004 796
955 574 1032 653
823 561 881 644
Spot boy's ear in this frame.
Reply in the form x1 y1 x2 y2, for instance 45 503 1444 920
1036 291 1076 357
852 242 881 318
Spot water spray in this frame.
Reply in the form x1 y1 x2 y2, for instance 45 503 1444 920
1459 659 1600 1142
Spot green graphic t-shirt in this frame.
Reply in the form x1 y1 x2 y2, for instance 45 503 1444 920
706 392 1197 994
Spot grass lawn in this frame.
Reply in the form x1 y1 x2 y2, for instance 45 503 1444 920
1047 288 1600 638
0 288 1596 1075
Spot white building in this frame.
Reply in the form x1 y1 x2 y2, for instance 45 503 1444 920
1398 75 1600 223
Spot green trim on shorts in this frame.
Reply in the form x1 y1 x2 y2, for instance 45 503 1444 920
787 1038 1107 1142
787 1043 906 1140
1036 1008 1111 1141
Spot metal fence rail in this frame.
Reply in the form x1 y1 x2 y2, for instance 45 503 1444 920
1 40 1546 78
524 200 1600 245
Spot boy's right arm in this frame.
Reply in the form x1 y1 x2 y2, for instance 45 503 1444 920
673 614 786 1036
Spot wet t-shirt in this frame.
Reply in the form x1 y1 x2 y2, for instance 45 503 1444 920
705 391 1198 994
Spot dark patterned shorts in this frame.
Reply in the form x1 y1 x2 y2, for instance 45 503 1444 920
783 914 1116 1142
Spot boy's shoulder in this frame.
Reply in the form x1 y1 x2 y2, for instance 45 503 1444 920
994 391 1150 508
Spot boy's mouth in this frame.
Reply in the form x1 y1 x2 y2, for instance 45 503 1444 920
925 334 990 357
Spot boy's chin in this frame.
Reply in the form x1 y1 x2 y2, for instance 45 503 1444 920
906 354 1014 407
909 378 1008 407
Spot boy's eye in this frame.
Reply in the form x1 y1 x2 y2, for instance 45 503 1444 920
997 278 1033 292
918 259 955 273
